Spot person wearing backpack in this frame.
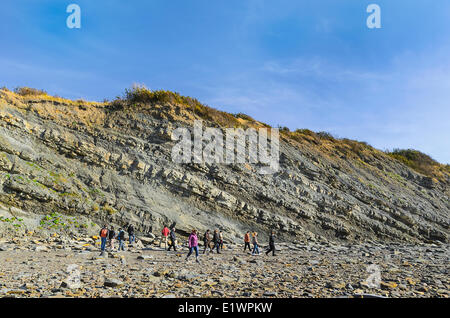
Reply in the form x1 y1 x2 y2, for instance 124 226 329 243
244 231 251 252
127 223 135 245
99 225 108 253
117 228 125 251
185 229 200 263
108 226 116 251
167 227 177 251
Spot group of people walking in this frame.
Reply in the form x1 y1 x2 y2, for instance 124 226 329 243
244 230 276 256
184 228 276 263
98 223 277 260
184 229 224 263
201 229 224 254
160 225 177 251
99 223 135 253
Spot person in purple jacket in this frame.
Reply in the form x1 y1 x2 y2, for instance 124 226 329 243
185 229 200 263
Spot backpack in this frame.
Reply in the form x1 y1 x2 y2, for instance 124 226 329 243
100 228 108 238
119 230 125 240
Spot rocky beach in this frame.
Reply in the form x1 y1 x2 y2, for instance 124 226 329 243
0 234 448 298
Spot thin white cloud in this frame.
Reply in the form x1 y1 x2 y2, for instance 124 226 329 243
196 50 450 163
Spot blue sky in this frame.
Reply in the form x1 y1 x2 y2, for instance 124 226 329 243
1 0 449 163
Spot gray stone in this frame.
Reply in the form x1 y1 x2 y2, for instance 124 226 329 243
104 278 124 288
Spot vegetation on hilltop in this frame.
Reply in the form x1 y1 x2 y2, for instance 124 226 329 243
14 87 48 97
1 86 448 181
387 149 450 180
121 84 247 128
0 86 101 107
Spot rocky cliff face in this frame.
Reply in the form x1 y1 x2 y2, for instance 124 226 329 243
0 89 448 243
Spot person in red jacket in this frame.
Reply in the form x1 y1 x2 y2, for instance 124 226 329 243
99 225 108 254
160 225 170 249
244 231 251 252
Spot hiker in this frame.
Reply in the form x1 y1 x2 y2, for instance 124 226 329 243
244 231 251 252
167 227 177 251
128 223 135 245
251 232 260 255
219 230 224 250
265 231 276 256
99 225 108 253
185 229 200 263
108 226 116 251
213 229 221 254
202 230 212 254
212 229 220 254
160 225 170 249
117 228 125 251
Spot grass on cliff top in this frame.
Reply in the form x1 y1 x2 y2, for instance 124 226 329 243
386 149 450 180
287 127 449 181
120 84 260 128
0 86 104 107
124 84 449 181
2 86 448 181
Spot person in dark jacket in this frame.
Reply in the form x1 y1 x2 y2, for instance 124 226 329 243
202 230 212 254
117 228 125 251
127 224 135 245
167 227 177 251
108 226 116 251
265 231 276 256
213 229 221 254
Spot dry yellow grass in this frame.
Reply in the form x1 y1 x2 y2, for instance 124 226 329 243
1 86 448 182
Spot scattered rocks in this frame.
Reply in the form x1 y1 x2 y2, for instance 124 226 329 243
137 255 152 260
104 278 124 288
380 281 398 290
34 246 48 252
0 235 447 298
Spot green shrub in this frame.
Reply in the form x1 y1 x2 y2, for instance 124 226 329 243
294 129 315 136
316 131 335 140
92 204 99 212
103 204 116 215
121 84 245 128
386 149 439 177
341 138 367 154
124 84 203 109
233 113 255 122
14 87 48 96
278 126 290 133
